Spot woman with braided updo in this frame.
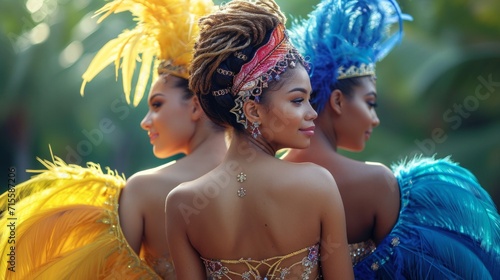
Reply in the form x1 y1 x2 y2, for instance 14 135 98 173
165 0 354 279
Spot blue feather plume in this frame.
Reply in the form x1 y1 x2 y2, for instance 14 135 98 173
289 0 412 112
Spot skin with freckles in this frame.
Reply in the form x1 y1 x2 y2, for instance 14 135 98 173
284 75 401 246
118 74 227 277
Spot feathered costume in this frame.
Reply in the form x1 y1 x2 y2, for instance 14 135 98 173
0 0 214 279
356 157 500 279
0 155 159 279
289 0 500 279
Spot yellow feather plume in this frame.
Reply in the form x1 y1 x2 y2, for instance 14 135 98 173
80 0 215 106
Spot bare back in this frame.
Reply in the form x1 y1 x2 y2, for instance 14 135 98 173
187 160 323 258
167 154 353 279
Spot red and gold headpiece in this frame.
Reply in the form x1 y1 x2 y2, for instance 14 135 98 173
212 23 308 128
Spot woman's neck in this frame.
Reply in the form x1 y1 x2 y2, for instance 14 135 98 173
310 123 338 152
283 122 338 162
225 132 277 162
186 121 228 159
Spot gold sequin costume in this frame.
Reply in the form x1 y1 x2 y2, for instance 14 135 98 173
201 244 320 280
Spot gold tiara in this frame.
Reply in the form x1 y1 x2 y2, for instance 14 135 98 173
80 0 215 106
337 63 375 80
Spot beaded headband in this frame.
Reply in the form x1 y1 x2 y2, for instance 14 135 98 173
290 0 411 112
212 24 309 128
80 0 214 106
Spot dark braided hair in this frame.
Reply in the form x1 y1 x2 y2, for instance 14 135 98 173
189 0 286 132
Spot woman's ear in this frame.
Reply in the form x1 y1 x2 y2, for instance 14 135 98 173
190 95 204 121
242 100 261 124
329 89 344 115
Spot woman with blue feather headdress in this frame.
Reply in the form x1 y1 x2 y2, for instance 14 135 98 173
283 0 500 278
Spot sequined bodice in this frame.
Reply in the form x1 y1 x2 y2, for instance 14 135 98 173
201 244 320 280
143 252 176 279
348 240 376 265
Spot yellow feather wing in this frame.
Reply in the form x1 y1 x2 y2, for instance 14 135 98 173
0 156 160 279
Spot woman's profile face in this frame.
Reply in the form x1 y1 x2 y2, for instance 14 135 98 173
335 76 380 152
257 65 318 150
141 75 196 158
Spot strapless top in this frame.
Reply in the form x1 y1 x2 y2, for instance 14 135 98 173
201 244 320 280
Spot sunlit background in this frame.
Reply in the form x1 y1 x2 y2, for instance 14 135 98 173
1 0 499 206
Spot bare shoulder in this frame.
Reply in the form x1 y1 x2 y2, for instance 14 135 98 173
360 161 400 242
334 156 396 192
121 162 186 200
166 180 195 202
165 174 206 208
281 162 346 219
282 161 337 196
125 164 184 192
287 160 331 175
361 161 398 194
164 180 202 226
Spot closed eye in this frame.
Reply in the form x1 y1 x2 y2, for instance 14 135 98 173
148 93 165 109
151 101 162 109
367 101 378 108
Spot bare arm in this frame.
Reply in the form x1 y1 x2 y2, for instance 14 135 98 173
118 176 145 254
316 169 354 279
371 164 400 244
165 189 206 279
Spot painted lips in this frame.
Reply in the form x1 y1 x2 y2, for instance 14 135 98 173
148 132 159 143
300 126 315 136
365 131 372 140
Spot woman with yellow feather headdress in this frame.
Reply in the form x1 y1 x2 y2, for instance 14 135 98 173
0 0 226 279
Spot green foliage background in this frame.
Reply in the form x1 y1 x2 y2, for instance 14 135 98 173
1 0 499 206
